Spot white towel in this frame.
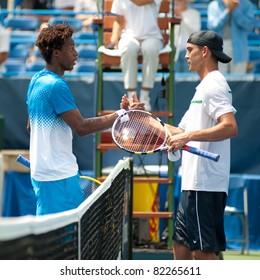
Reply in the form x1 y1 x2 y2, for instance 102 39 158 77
98 44 172 57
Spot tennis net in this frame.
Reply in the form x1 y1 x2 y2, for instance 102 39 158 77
0 157 133 260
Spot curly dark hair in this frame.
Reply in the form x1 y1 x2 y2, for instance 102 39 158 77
36 23 75 63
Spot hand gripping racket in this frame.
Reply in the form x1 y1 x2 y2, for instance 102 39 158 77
111 110 220 162
16 154 101 199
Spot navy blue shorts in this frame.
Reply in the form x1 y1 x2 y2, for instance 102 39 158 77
173 190 227 252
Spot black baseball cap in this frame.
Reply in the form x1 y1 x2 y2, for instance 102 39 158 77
187 30 232 63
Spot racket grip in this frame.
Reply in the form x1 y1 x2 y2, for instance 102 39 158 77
16 154 30 168
183 145 220 162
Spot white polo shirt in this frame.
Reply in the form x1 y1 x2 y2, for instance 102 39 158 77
179 70 236 194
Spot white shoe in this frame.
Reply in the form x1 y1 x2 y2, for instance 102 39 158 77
140 94 151 111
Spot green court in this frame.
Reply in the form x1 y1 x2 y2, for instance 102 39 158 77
133 249 260 260
223 250 260 260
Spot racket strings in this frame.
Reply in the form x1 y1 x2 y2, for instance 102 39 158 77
145 119 166 151
142 122 160 151
115 118 140 150
138 112 166 152
115 111 166 152
127 113 147 151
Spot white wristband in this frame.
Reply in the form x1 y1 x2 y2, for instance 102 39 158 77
116 109 126 117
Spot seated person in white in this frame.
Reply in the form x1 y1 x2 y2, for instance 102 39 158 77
53 0 75 10
105 0 164 111
74 0 98 31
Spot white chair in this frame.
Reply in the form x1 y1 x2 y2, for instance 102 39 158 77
225 176 249 254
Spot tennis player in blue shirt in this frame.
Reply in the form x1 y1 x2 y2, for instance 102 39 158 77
26 23 143 215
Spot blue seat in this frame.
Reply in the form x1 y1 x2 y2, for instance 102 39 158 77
74 61 97 73
201 18 208 30
248 32 260 46
254 19 260 30
192 0 211 2
77 45 97 60
189 0 210 12
10 31 37 46
4 16 40 31
249 46 260 63
33 47 42 58
9 44 30 60
248 32 260 41
73 31 98 46
5 59 27 73
225 176 249 254
26 59 45 72
48 17 83 31
252 63 260 73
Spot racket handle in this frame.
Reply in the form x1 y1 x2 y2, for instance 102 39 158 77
16 154 30 168
183 145 220 162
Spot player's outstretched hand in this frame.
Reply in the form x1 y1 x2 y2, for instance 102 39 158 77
120 92 145 110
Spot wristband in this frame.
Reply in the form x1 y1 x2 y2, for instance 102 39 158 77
116 109 126 117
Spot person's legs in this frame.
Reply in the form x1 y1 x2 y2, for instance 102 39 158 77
119 37 140 96
193 250 219 260
141 38 163 88
173 191 226 260
173 242 193 260
173 191 193 260
192 191 226 260
139 88 151 111
139 38 164 111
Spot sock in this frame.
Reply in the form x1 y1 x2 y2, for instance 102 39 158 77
139 89 151 111
127 91 135 99
140 89 149 99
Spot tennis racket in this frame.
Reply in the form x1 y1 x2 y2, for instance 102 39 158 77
16 154 101 199
111 110 220 162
